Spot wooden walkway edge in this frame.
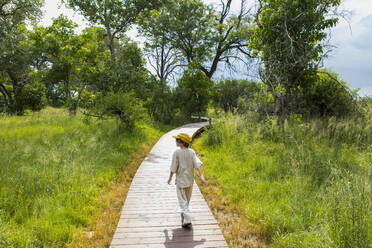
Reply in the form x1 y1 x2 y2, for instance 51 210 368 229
110 122 228 248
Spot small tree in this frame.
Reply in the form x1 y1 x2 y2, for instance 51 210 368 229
145 77 175 124
175 63 213 119
92 91 148 130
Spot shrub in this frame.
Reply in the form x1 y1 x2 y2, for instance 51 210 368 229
297 70 358 118
20 82 47 112
145 78 175 124
212 79 260 113
92 91 148 130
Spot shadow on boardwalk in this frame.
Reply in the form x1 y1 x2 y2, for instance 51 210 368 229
163 228 206 248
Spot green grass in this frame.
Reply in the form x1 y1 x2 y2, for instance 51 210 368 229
0 107 164 247
194 112 371 247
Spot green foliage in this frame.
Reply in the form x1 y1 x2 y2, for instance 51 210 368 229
296 70 358 118
29 18 113 113
194 113 372 247
145 77 175 124
212 79 260 113
62 0 163 65
114 38 150 98
175 64 213 118
250 0 341 118
0 0 43 39
0 107 162 247
18 80 47 111
138 0 253 78
92 91 148 130
0 22 39 115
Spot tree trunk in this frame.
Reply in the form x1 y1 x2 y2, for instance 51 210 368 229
7 71 26 115
75 85 86 113
106 24 116 69
0 83 10 109
66 81 74 115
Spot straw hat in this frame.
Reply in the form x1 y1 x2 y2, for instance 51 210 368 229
172 133 192 144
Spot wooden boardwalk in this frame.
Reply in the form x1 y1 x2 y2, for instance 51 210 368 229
110 123 228 248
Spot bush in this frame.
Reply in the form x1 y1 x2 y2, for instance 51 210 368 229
212 79 260 113
20 82 47 112
297 70 358 118
92 91 148 130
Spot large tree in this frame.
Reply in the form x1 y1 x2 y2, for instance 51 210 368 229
62 0 163 67
139 0 253 79
250 0 341 120
0 0 43 114
29 16 110 113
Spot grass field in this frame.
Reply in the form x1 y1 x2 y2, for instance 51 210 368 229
0 107 164 247
194 113 372 247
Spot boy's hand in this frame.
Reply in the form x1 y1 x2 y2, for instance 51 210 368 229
168 172 174 185
200 175 206 184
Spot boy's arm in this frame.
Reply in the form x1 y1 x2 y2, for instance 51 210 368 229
196 167 206 184
168 171 175 185
169 151 178 184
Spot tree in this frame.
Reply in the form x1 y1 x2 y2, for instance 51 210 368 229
62 0 163 67
0 0 42 36
145 76 175 123
212 79 259 112
250 0 341 120
296 70 358 118
139 0 253 79
175 63 213 118
0 0 43 114
114 38 150 99
29 16 80 113
90 91 148 130
29 16 111 114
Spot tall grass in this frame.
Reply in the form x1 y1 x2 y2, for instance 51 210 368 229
194 112 371 247
0 107 162 247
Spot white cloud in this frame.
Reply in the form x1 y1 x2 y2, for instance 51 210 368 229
40 0 89 32
324 0 372 96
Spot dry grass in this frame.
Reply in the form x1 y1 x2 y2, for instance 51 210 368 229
195 160 271 248
67 139 158 248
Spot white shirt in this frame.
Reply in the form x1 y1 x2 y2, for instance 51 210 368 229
170 148 202 188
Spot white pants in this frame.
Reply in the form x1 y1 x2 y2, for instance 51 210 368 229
176 185 193 224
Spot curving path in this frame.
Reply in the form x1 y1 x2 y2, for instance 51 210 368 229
110 122 228 248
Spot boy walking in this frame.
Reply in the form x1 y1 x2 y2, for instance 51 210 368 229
167 133 206 228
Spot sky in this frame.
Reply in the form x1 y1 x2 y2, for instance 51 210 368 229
40 0 372 96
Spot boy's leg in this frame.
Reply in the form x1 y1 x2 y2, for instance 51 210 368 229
185 184 193 204
176 186 192 225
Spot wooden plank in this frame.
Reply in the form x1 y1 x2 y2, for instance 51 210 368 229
110 235 226 245
112 228 223 238
114 224 223 233
110 123 228 248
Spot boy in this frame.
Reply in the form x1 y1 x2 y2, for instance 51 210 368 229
167 133 206 228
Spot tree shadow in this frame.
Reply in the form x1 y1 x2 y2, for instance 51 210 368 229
163 227 206 248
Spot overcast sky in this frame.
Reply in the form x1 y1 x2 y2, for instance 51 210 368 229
40 0 372 96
